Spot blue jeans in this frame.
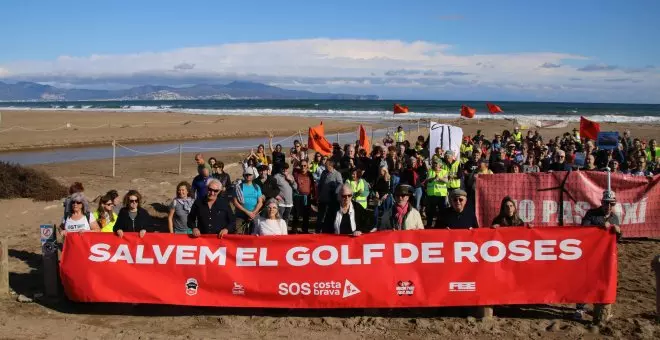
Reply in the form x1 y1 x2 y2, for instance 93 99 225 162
413 187 423 211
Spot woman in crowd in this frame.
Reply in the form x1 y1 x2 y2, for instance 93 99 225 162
373 166 394 227
114 190 150 238
378 184 424 231
212 161 231 191
94 194 117 232
253 144 269 166
63 182 85 220
309 152 323 176
105 189 122 214
253 198 288 236
289 140 308 169
168 181 195 234
345 167 369 209
522 154 540 173
491 196 525 227
508 163 522 173
327 184 371 235
208 157 218 169
60 192 100 235
269 137 286 174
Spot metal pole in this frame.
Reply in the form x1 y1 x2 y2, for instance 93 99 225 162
178 144 183 175
371 127 375 145
112 140 116 178
0 238 8 295
298 130 303 143
336 132 340 144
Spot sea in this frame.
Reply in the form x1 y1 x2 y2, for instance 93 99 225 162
2 100 660 123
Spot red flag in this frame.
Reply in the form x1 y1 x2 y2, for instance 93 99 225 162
579 116 600 140
308 122 332 156
486 102 503 114
358 125 370 152
460 105 476 118
393 104 409 114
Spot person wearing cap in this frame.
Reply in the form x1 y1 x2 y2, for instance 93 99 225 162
512 126 522 144
576 189 621 323
232 167 264 234
394 126 406 144
191 167 211 200
254 165 280 201
434 189 478 229
327 184 372 235
378 184 424 231
442 150 463 195
424 159 448 227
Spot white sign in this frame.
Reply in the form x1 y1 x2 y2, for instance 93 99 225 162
429 122 463 160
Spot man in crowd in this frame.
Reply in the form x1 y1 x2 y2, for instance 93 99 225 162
233 168 264 234
317 159 343 233
442 151 462 195
548 150 572 172
255 165 280 201
292 159 315 234
434 189 478 229
191 167 211 200
273 163 297 223
194 153 212 173
188 179 235 238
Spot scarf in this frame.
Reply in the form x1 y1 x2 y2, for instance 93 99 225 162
394 203 409 230
174 197 194 213
334 203 356 234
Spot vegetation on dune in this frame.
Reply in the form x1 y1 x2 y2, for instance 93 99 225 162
0 162 68 201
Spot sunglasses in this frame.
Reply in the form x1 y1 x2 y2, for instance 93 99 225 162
129 199 139 203
605 202 616 206
72 201 83 205
341 194 353 198
267 206 278 210
451 197 466 202
208 188 220 193
104 202 114 206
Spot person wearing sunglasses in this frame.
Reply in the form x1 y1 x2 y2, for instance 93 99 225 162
576 189 621 323
94 194 118 232
252 198 288 236
548 149 572 172
327 184 371 236
114 190 151 238
433 189 478 229
60 192 100 235
377 184 424 231
189 179 236 238
233 168 264 235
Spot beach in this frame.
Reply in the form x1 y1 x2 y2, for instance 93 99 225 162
0 110 659 338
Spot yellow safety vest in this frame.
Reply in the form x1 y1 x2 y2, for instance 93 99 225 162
394 130 406 143
309 162 319 174
512 131 522 143
426 169 448 197
647 147 660 162
443 161 461 189
94 211 118 232
346 179 367 208
460 144 473 163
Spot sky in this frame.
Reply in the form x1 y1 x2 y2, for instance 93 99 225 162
1 0 659 103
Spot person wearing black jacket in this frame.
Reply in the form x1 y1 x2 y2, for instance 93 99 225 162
188 179 236 237
325 184 372 235
254 165 280 200
114 190 151 238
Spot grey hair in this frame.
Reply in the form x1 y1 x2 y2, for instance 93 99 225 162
555 149 566 157
337 184 353 201
68 192 90 215
264 198 281 219
206 178 223 190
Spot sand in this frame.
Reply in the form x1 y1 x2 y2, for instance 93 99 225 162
0 111 659 339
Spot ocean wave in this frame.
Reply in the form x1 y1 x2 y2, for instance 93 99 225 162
2 105 660 124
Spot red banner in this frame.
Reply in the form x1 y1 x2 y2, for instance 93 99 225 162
475 172 660 237
60 228 617 308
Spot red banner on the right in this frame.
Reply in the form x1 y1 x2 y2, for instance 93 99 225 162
475 172 660 238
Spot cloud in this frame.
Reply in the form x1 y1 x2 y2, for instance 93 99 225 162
438 15 464 21
1 38 657 102
540 62 561 69
569 77 582 81
577 64 618 72
173 63 195 70
623 65 655 73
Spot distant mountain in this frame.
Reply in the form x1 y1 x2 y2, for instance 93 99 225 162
0 81 379 101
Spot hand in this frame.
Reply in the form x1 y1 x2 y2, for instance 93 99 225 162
248 211 257 219
61 230 68 237
603 221 611 229
611 225 621 235
352 231 362 237
139 229 147 238
276 196 284 202
218 228 229 239
491 224 499 229
116 230 124 238
191 228 201 238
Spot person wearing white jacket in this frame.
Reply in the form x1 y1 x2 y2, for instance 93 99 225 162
252 198 288 236
377 184 425 231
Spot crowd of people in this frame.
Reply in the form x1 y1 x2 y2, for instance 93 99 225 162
58 124 654 324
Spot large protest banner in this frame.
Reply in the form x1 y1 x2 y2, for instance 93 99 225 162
475 172 660 237
60 228 616 308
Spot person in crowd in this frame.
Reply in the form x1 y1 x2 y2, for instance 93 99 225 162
522 154 540 173
491 196 525 227
252 198 288 236
292 159 315 233
317 159 343 233
582 154 598 171
273 163 297 222
646 139 659 165
434 189 479 229
424 160 448 228
233 168 264 234
208 157 218 169
114 190 150 238
386 146 401 175
621 130 633 154
327 184 371 235
460 137 473 163
289 139 308 169
399 157 424 211
508 163 522 174
269 136 286 175
394 126 406 145
94 194 118 232
312 154 327 183
63 182 85 220
340 144 357 174
378 184 424 231
383 132 394 148
105 189 122 214
60 192 100 235
576 190 621 323
255 164 280 201
608 160 623 174
168 181 195 234
191 167 211 199
241 156 260 178
345 167 369 209
442 151 462 195
630 157 653 177
431 147 444 165
309 152 323 177
373 166 394 228
491 134 502 153
194 153 212 173
512 126 523 144
254 144 269 166
188 179 235 238
366 146 387 184
212 161 231 191
548 149 572 172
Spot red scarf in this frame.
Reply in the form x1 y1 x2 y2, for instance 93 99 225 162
395 203 409 229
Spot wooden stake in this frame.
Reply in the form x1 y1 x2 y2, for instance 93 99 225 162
0 238 8 296
178 144 183 175
112 140 116 178
476 306 494 319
